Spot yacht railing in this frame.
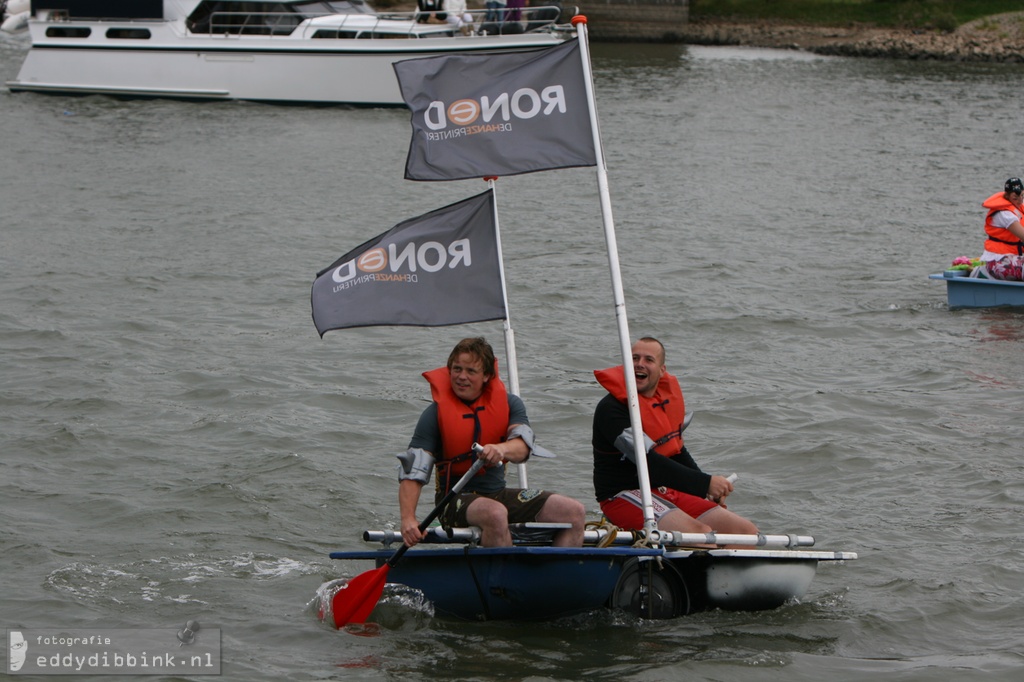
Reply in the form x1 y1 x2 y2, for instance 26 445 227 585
382 7 568 37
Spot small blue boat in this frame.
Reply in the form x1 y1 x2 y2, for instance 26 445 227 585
929 270 1024 308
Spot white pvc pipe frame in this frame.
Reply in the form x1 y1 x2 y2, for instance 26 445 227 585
572 16 658 534
364 528 817 549
491 19 709 532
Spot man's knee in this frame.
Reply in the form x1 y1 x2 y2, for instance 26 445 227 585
541 494 586 523
467 497 508 527
701 508 757 535
661 510 711 533
736 518 759 534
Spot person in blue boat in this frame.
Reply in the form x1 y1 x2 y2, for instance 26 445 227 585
592 337 759 536
397 337 586 548
978 177 1024 280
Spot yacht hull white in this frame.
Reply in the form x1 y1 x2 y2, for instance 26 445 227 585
7 1 568 105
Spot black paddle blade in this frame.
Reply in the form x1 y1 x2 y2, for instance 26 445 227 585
332 565 390 628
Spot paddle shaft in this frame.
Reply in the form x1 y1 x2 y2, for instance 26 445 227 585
387 451 485 567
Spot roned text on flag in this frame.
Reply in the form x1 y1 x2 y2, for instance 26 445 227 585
311 190 506 336
394 39 597 182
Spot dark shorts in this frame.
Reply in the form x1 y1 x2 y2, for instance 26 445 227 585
440 487 553 529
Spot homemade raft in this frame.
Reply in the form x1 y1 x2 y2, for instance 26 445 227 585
328 524 855 621
314 16 857 626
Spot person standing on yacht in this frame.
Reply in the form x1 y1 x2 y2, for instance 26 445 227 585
416 0 445 23
485 0 507 23
443 0 474 34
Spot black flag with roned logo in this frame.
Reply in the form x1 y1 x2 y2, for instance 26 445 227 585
394 39 597 182
311 190 506 336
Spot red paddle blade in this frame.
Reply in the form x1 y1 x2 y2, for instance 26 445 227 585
332 565 390 628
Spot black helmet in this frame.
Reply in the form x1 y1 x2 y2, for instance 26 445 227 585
1006 177 1024 194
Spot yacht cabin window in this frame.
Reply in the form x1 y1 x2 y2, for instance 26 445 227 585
45 27 91 37
106 28 152 39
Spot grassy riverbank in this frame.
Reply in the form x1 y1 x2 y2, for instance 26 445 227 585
690 0 1024 32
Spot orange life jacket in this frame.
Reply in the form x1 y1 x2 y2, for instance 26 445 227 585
983 192 1024 255
594 365 686 457
423 364 509 485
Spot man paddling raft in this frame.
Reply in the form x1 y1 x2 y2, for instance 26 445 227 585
397 337 586 548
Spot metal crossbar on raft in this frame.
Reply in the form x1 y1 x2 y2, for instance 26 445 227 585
362 528 815 548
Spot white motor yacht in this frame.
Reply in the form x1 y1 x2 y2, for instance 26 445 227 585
5 0 568 105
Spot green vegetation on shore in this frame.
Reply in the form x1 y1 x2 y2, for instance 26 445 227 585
689 0 1024 31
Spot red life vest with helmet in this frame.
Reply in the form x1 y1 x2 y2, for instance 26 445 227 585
983 192 1024 256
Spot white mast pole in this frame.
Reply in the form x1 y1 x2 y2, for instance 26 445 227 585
572 16 657 537
486 177 529 487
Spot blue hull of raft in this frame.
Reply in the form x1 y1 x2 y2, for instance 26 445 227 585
329 546 660 620
327 545 845 621
930 271 1024 308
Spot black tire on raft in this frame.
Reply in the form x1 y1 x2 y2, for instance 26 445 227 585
609 557 690 619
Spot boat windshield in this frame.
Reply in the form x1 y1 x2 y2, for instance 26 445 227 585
297 1 375 16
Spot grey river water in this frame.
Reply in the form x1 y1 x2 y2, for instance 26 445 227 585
2 31 1024 681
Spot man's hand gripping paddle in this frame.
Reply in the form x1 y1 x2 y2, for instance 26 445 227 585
330 444 486 628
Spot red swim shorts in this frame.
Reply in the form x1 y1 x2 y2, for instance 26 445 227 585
599 487 718 530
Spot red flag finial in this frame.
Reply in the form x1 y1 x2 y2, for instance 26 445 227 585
571 15 587 26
